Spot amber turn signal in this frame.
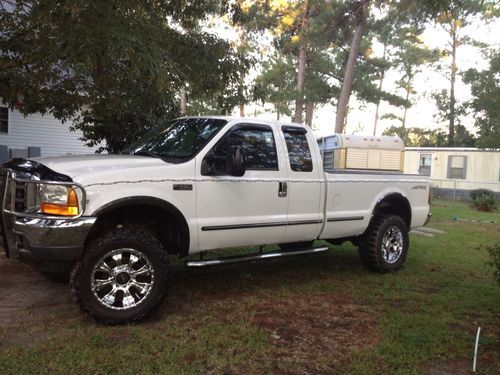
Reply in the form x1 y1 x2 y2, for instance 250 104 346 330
40 188 79 216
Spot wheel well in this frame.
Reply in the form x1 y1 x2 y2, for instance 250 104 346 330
85 199 189 257
372 194 411 228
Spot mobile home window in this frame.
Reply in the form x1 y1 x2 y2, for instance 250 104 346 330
0 107 8 133
447 155 467 179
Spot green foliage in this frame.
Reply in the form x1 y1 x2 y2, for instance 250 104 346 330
483 243 500 283
470 188 495 201
470 189 498 212
432 90 477 146
383 123 475 147
463 51 500 149
234 0 412 126
383 125 447 147
0 0 245 152
432 90 468 126
431 0 498 145
253 53 296 118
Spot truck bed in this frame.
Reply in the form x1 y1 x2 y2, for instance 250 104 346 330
319 171 429 240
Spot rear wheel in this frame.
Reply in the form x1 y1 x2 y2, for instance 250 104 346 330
70 227 169 324
358 214 409 273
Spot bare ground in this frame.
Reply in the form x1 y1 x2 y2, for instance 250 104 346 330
0 253 85 347
2 251 494 374
0 251 380 373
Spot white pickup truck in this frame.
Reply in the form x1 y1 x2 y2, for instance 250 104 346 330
0 117 430 323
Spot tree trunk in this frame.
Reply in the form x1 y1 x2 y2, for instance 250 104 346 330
238 80 245 117
449 24 457 146
343 105 349 133
305 101 314 127
372 42 386 136
402 85 411 129
276 110 280 121
293 0 309 124
180 87 187 116
335 2 368 133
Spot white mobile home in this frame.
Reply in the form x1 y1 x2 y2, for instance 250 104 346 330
0 105 98 162
317 134 500 199
404 147 500 199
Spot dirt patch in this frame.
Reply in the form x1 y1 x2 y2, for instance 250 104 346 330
0 252 84 347
247 293 378 373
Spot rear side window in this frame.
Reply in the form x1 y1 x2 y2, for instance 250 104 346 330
209 125 278 173
283 128 313 172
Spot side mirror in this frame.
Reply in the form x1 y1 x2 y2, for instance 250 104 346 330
226 146 245 177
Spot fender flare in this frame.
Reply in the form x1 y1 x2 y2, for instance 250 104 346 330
370 193 412 229
92 196 190 256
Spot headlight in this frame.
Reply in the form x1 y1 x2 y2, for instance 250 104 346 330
38 184 80 216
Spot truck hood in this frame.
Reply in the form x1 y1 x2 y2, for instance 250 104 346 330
33 154 169 179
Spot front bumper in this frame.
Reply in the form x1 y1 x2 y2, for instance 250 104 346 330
6 215 96 262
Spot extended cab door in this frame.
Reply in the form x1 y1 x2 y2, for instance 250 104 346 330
279 126 324 244
195 122 288 251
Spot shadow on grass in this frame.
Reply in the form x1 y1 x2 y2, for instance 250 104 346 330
150 243 364 322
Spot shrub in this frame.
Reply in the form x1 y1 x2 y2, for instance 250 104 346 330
470 189 495 201
470 189 497 212
484 243 500 284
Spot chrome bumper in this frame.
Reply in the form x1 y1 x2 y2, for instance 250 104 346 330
8 216 96 261
0 168 95 262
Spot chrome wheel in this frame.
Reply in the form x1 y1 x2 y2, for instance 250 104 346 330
382 226 404 264
91 248 155 310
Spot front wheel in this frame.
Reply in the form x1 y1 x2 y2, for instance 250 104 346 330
358 214 409 273
70 227 169 324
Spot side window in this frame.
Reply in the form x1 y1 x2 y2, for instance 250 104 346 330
208 125 278 174
283 128 313 172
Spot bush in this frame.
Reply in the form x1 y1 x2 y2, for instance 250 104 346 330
484 243 500 284
470 189 497 212
470 189 495 201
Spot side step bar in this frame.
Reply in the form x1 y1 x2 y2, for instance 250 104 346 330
185 246 329 268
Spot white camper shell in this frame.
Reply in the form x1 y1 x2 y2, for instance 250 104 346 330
317 134 405 172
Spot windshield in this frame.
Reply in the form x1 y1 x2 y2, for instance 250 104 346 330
125 118 228 162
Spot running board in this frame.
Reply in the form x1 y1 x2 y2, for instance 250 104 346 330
185 246 329 268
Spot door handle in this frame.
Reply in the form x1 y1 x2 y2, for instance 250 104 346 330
278 181 287 197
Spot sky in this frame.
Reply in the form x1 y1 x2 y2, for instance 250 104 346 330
222 13 499 139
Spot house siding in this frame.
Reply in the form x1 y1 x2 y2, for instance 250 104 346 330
0 106 99 157
404 148 500 195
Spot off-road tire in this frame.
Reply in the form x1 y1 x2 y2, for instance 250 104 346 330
70 227 169 324
358 214 409 273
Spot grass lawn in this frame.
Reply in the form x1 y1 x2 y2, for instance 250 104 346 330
0 199 499 374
